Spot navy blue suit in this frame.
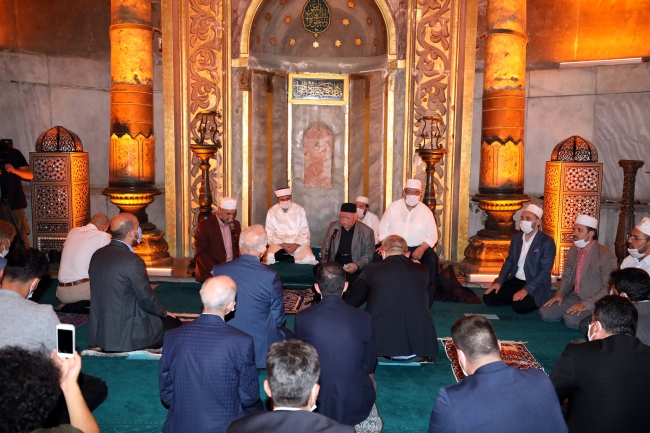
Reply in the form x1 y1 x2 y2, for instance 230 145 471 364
212 254 286 368
227 410 355 433
159 314 259 433
429 361 567 433
493 231 556 307
294 296 376 425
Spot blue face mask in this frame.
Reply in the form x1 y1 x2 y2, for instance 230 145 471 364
137 227 143 244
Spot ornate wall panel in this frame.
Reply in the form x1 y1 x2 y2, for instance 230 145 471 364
30 152 91 253
542 161 603 276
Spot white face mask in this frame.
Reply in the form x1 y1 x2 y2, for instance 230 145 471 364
628 242 649 259
356 208 366 218
279 200 292 210
0 243 8 258
587 321 599 341
405 195 419 207
520 220 535 234
458 353 469 378
574 238 590 249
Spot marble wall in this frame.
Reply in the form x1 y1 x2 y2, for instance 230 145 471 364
0 52 166 245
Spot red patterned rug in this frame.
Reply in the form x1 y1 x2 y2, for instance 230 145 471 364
56 312 89 328
439 337 545 382
283 288 318 314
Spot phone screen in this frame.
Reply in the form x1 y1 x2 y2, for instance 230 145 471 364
57 328 74 355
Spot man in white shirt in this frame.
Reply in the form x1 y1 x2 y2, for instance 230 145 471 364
57 213 110 307
265 187 317 265
355 196 380 245
378 179 439 285
620 217 650 276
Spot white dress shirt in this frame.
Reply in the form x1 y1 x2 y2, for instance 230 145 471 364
378 199 438 247
58 224 111 283
265 202 311 246
359 211 380 244
515 231 538 281
621 254 650 276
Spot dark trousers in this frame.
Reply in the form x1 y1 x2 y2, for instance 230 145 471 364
482 278 538 314
153 315 184 347
43 372 108 427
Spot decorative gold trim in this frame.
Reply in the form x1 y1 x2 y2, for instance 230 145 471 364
162 0 176 255
403 0 415 187
225 0 233 197
363 76 370 197
287 103 293 187
266 76 274 210
288 73 349 105
242 89 250 228
384 70 395 210
344 101 349 202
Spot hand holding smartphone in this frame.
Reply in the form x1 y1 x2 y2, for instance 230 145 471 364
56 324 75 358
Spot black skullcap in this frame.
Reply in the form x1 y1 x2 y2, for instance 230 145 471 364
341 203 357 213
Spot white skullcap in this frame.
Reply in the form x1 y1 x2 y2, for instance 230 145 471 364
523 203 543 219
219 197 237 210
356 196 369 204
575 214 598 229
405 179 422 190
635 217 650 237
274 188 292 198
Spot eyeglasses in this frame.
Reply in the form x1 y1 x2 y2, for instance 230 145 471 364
627 234 647 241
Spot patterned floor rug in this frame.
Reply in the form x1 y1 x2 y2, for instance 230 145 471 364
81 346 163 359
283 287 318 314
56 312 89 328
440 337 545 382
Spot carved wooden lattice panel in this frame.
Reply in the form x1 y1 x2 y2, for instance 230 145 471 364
564 167 600 192
33 157 67 182
562 195 599 228
34 185 69 219
72 157 89 182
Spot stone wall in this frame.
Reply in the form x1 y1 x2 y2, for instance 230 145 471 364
0 51 166 246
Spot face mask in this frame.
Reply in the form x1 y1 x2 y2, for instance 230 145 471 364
520 220 535 234
27 290 34 300
309 403 317 412
587 321 598 341
356 208 366 218
458 353 469 378
136 227 143 244
574 238 590 249
279 200 292 210
405 195 419 207
0 244 8 258
628 242 649 259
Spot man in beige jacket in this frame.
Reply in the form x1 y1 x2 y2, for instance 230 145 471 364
539 214 617 329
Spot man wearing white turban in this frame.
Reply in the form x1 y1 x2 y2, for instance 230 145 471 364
539 214 617 329
620 217 650 276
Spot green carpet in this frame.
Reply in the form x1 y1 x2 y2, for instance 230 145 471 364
35 274 580 432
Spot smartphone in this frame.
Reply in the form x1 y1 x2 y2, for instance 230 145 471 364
56 324 75 358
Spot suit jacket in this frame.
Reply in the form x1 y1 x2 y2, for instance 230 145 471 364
88 240 167 351
556 242 617 310
320 221 374 267
550 334 650 433
294 296 376 425
429 361 567 433
346 255 438 358
160 314 259 433
226 410 355 433
495 230 556 307
212 254 285 368
194 214 241 282
634 301 650 346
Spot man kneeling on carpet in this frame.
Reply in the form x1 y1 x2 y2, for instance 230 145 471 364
160 275 260 433
0 248 107 427
0 346 100 433
226 340 354 433
428 315 567 433
88 213 182 352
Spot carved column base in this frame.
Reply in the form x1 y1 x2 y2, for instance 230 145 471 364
416 148 447 213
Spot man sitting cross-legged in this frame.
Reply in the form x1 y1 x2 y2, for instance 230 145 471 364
428 315 567 433
160 275 260 433
295 261 378 428
226 340 354 433
483 203 556 314
88 213 181 352
550 295 650 432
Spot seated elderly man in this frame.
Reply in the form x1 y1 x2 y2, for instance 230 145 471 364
212 225 290 368
346 235 438 362
226 340 354 433
319 203 375 284
620 217 650 275
355 196 380 245
539 214 617 329
550 296 650 432
57 213 110 309
264 187 317 265
484 204 556 314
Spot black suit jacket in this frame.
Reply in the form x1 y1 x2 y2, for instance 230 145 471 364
294 296 376 425
226 410 355 433
550 334 650 433
346 254 438 358
194 214 241 282
88 240 167 351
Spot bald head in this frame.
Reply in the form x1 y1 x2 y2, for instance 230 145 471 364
200 276 237 315
110 213 139 241
90 213 109 232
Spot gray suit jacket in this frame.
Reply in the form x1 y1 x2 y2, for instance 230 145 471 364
320 221 375 269
635 302 650 346
557 242 617 310
88 240 167 351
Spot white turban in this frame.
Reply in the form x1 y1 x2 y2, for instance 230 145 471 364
219 197 237 210
635 217 650 237
405 179 422 190
356 196 369 204
523 204 543 219
274 188 292 198
575 214 598 229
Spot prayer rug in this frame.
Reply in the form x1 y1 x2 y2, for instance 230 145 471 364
56 312 89 328
81 346 163 359
440 337 545 382
283 287 318 314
